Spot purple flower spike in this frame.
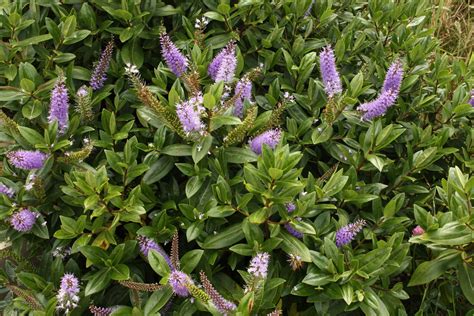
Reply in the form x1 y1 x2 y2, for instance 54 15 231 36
208 42 237 83
90 39 114 90
160 32 189 77
357 89 398 120
49 77 70 133
284 220 303 239
89 305 116 316
358 60 403 120
0 184 14 198
285 202 296 213
382 60 404 93
57 273 80 313
248 252 270 279
249 129 281 155
335 219 366 247
200 271 236 314
176 93 206 134
319 45 342 98
234 78 252 118
137 235 172 268
168 270 192 297
10 209 37 232
7 150 48 170
469 90 474 107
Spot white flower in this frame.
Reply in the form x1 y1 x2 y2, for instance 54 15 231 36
125 63 139 74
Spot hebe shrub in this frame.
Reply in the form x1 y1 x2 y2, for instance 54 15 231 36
0 1 473 315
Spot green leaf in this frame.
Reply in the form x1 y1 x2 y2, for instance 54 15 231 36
312 123 333 144
206 205 235 218
85 268 111 296
5 64 17 81
63 30 91 45
229 244 254 256
12 34 52 47
224 147 258 164
20 78 35 92
204 11 225 22
110 264 130 281
203 93 216 109
341 284 354 305
210 115 242 131
148 249 171 277
18 126 44 146
408 250 460 286
0 88 25 101
185 176 204 198
361 288 390 316
458 262 474 305
61 15 77 37
180 250 204 274
322 169 348 197
200 224 245 249
366 154 385 172
302 272 333 286
155 5 181 16
143 287 173 315
350 72 364 97
143 156 174 184
192 135 213 164
407 16 426 27
422 222 471 245
31 219 49 239
111 9 132 21
161 144 192 156
53 53 76 63
186 222 203 242
358 247 392 275
383 193 405 218
121 38 144 68
79 246 108 266
279 231 311 262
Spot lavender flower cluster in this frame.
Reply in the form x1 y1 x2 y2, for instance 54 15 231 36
284 220 304 239
160 32 189 77
319 46 343 98
208 41 237 83
137 235 191 297
248 252 270 278
176 93 206 134
234 77 253 118
89 305 116 316
10 209 37 232
48 76 70 133
169 270 193 297
357 60 404 120
137 235 172 267
335 219 366 247
137 233 240 313
200 271 236 314
56 273 80 313
90 39 114 90
249 129 282 155
7 150 47 170
0 183 14 198
283 201 304 238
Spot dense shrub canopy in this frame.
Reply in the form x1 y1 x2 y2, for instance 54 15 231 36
0 0 473 315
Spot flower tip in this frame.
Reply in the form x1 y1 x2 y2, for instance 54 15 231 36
412 225 424 236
